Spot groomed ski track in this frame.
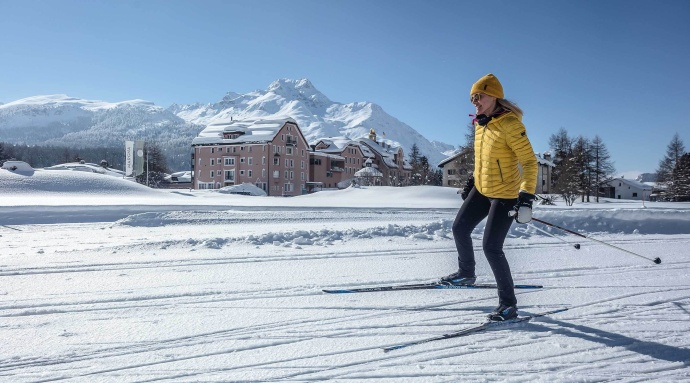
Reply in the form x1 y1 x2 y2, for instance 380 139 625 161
2 207 690 382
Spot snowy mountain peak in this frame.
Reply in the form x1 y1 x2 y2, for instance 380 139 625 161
267 78 333 106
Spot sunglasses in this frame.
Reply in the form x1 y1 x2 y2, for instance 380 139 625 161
470 93 482 103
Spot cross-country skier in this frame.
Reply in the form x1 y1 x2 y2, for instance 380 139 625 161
441 73 538 321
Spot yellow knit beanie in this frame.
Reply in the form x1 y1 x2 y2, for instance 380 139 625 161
470 73 504 99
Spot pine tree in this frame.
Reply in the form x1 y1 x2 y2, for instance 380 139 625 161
408 143 422 185
572 136 594 202
0 143 8 165
419 155 430 185
548 128 573 191
136 143 170 188
656 133 685 185
669 153 690 201
590 135 616 202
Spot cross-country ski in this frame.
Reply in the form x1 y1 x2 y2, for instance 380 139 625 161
383 308 569 352
323 282 543 294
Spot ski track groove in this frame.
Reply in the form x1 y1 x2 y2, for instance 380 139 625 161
4 235 690 381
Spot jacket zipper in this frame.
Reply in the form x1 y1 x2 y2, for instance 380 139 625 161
478 126 486 187
496 159 504 182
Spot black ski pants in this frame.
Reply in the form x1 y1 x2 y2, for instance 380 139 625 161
452 186 518 306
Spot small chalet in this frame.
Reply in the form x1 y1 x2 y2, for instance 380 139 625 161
191 118 310 196
601 177 653 201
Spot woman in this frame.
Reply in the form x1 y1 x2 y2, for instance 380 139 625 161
442 73 538 321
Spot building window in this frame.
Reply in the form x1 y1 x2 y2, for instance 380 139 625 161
248 170 252 177
273 170 280 178
273 157 279 165
224 158 235 166
225 170 235 181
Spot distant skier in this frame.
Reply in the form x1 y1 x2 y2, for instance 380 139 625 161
441 73 538 321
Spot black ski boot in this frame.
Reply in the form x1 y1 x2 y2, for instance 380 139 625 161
440 272 476 286
488 304 518 321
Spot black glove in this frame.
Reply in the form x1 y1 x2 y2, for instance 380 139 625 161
513 191 535 224
460 175 474 200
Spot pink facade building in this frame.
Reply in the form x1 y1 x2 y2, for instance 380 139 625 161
309 138 367 189
191 118 310 196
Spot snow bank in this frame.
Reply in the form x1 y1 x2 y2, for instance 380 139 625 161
0 168 154 195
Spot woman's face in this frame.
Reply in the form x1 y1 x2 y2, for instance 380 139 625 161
471 93 497 116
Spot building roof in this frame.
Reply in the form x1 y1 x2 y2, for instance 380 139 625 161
191 117 297 146
607 177 654 191
438 148 468 167
355 166 383 177
357 138 409 169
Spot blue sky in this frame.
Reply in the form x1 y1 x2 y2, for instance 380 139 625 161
1 0 689 176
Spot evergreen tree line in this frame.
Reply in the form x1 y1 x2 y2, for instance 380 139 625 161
407 143 443 186
655 133 690 201
0 142 171 188
0 142 126 169
548 128 616 205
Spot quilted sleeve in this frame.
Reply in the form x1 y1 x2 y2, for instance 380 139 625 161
506 120 538 194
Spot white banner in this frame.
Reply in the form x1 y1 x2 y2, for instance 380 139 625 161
125 141 135 177
135 140 145 176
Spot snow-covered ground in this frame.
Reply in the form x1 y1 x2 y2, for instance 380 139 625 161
1 168 690 382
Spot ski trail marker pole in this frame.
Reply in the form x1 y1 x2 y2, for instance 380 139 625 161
531 217 661 264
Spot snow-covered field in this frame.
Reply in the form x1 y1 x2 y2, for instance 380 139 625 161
2 169 690 382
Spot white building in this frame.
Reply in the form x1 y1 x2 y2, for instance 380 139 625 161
602 178 653 200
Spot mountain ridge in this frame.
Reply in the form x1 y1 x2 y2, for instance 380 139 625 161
0 79 456 170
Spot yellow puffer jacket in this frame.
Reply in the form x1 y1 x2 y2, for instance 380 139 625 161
473 111 538 199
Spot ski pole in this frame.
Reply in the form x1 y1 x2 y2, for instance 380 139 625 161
526 222 580 249
1 225 22 232
531 217 661 264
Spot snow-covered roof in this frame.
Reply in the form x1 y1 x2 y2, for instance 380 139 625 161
355 166 383 177
438 149 466 167
536 155 556 167
192 117 297 146
43 162 126 177
357 138 406 169
1 160 34 174
607 178 654 191
311 152 345 160
217 183 267 196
